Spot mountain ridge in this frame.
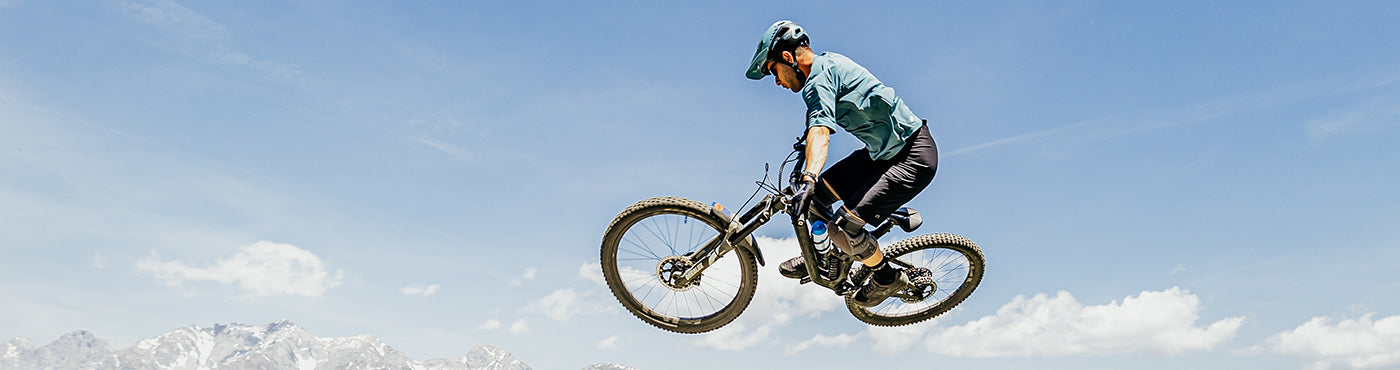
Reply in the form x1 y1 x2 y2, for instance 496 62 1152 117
1 321 635 370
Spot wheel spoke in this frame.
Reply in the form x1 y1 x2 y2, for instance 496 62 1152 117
621 235 663 259
639 218 679 256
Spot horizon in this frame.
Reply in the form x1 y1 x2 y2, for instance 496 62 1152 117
3 1 1399 369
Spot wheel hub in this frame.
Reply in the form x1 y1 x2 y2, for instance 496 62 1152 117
656 256 701 291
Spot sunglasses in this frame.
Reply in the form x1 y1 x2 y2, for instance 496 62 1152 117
766 61 780 76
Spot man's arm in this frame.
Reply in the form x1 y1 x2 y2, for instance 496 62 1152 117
802 125 832 182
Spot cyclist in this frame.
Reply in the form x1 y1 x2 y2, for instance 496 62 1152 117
746 20 938 307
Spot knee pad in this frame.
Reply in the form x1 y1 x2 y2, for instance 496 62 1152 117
832 208 877 260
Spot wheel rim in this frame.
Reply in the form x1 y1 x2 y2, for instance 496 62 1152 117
863 246 974 318
612 212 745 322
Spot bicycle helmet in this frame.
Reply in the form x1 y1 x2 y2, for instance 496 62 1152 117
746 20 809 80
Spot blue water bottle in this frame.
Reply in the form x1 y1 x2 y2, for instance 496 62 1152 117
811 220 832 253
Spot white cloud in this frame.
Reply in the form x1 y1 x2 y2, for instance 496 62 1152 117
522 288 614 322
922 287 1243 357
1243 313 1400 370
135 241 343 298
476 319 502 331
510 268 538 287
692 237 844 351
508 319 529 334
595 336 620 351
784 333 859 355
579 262 604 286
400 283 440 297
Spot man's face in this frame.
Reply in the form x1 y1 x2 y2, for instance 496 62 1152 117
767 60 802 93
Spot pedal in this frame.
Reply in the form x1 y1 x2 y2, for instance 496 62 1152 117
900 267 936 303
906 267 933 285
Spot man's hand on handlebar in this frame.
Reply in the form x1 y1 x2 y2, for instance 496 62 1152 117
787 171 818 216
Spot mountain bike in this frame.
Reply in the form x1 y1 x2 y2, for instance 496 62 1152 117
600 139 985 333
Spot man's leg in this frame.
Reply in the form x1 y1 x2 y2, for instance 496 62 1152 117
848 125 939 306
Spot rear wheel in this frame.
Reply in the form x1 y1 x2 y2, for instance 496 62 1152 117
847 233 984 327
600 197 759 333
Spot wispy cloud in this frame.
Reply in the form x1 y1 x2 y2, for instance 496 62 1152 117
113 0 307 85
135 241 343 298
947 121 1092 156
950 68 1400 156
595 335 620 351
400 283 440 297
784 332 859 355
90 252 107 269
508 319 529 334
1305 95 1400 140
509 268 537 287
415 138 477 164
522 288 614 322
1240 313 1400 370
476 319 502 331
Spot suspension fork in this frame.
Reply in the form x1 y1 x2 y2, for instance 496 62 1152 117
678 195 780 283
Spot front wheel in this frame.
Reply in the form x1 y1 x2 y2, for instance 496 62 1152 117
847 233 985 327
600 196 759 333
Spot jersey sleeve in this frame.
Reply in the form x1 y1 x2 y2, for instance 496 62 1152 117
802 66 840 134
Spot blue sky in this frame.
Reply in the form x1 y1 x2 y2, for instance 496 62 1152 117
3 1 1399 369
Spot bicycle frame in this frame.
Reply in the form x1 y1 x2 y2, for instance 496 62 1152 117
679 142 898 296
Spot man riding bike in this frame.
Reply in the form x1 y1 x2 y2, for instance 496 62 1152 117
746 20 939 307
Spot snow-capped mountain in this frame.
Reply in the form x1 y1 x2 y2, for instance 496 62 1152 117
1 321 632 370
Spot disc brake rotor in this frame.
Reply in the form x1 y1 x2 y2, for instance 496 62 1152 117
656 256 701 291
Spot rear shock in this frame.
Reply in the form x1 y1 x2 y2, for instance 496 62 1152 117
823 250 843 281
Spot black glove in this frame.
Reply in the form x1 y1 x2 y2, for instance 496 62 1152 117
788 173 817 216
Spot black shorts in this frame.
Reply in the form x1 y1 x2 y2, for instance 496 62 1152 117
814 122 938 225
